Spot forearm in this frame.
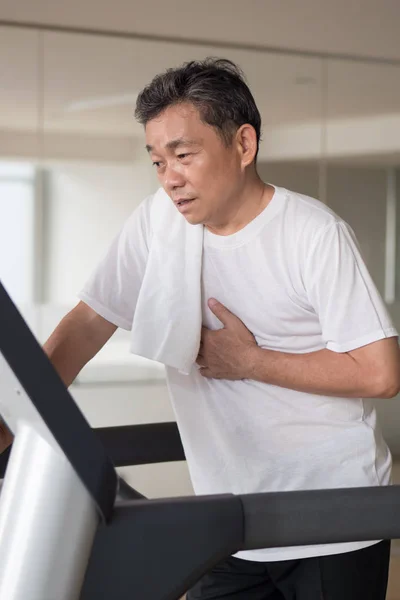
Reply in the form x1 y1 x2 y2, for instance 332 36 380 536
43 316 94 388
43 307 115 388
248 346 380 398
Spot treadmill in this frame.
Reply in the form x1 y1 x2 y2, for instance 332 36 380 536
0 280 400 600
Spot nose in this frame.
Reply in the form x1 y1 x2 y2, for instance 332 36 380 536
162 164 186 194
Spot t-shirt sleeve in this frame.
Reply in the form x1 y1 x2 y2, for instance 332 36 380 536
303 219 398 353
77 199 152 330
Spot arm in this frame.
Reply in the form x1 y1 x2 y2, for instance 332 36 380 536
198 218 400 395
198 300 400 399
248 337 400 399
43 301 117 388
0 301 117 453
248 219 400 399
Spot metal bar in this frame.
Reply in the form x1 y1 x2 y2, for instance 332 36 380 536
385 168 397 304
117 477 147 500
82 494 244 600
0 421 185 480
0 423 99 600
318 59 328 205
32 31 46 305
32 168 45 304
95 422 185 466
241 485 400 549
82 483 400 600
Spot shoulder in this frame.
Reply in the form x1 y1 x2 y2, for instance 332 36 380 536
280 187 340 228
276 185 351 244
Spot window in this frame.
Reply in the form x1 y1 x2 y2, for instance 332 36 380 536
0 162 36 306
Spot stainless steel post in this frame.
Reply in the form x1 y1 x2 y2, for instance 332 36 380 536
0 422 99 600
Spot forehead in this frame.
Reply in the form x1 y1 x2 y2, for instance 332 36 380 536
145 103 217 150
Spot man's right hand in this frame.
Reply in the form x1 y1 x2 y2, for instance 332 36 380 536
0 419 13 454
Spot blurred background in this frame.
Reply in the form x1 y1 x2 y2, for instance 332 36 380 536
1 2 400 591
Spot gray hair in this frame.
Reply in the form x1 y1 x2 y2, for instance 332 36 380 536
135 58 262 159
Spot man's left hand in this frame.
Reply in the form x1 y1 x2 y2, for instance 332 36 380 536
196 298 258 380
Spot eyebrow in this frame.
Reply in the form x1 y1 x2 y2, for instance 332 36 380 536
146 138 200 153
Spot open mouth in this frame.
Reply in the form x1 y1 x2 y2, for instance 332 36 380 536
177 199 195 206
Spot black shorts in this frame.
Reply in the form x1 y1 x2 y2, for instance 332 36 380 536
186 540 391 600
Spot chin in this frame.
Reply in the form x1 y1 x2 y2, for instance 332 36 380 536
183 214 205 226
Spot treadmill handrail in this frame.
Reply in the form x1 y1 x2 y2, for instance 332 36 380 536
0 281 117 522
0 421 185 480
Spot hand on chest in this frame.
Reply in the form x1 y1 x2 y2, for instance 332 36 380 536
201 254 321 352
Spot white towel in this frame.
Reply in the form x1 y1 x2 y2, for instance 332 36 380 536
130 187 204 375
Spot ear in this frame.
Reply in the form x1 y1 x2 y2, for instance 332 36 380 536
236 124 258 168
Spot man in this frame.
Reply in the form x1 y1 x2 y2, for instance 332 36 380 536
2 58 400 598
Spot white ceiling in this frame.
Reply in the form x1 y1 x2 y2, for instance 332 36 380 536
2 0 400 62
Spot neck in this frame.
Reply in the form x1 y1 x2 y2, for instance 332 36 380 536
205 175 274 236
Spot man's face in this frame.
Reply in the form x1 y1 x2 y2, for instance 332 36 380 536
145 103 243 226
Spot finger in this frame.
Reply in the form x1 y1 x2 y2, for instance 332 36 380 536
207 298 236 327
196 348 207 366
199 367 213 378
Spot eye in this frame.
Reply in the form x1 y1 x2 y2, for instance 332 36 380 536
152 161 162 168
177 153 190 160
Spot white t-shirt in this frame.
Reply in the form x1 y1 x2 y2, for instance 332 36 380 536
79 185 398 562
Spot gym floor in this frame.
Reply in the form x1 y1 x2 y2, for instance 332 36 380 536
388 559 400 600
387 462 400 599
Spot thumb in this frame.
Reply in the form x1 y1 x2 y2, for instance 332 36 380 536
208 298 235 326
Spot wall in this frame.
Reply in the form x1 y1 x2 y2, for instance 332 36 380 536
259 162 320 199
43 159 156 303
328 165 387 295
